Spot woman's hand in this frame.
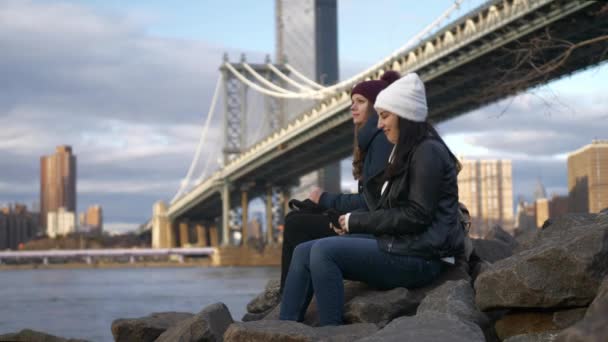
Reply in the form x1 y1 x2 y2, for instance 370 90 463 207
339 215 348 231
308 187 323 204
330 215 348 236
331 224 346 235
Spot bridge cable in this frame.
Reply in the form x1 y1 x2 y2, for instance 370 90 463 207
237 0 466 101
224 62 325 99
242 63 300 95
266 63 316 92
171 75 223 203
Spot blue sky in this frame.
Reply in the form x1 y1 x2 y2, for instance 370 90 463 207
0 0 606 234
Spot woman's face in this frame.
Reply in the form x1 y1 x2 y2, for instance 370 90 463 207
351 94 370 125
377 110 400 144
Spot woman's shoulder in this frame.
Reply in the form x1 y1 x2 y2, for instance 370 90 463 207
412 138 451 163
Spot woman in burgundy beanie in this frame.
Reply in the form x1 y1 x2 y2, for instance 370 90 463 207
279 70 400 293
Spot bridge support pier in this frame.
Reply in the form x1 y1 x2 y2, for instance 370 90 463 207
265 186 273 245
179 221 190 247
196 223 207 247
129 256 135 264
43 257 48 265
152 201 177 249
221 182 231 246
241 188 249 245
209 225 219 247
85 256 92 265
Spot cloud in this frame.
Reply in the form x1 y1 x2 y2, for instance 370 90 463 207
437 73 608 205
438 87 607 158
0 0 261 225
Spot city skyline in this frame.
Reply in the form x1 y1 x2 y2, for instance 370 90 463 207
1 0 606 233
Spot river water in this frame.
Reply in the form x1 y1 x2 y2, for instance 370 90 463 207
0 266 280 341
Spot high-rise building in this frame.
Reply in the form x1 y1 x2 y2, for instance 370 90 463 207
85 205 103 233
276 0 341 196
47 207 76 238
458 158 514 237
40 145 77 232
568 140 608 213
0 204 39 250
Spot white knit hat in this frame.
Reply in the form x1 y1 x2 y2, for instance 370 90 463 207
374 73 428 122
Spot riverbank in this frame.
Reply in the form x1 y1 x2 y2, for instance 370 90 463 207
0 244 283 270
0 259 217 270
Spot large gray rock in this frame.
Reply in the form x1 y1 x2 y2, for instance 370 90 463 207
493 307 585 341
343 287 419 324
356 314 485 342
494 311 561 340
242 307 274 322
223 320 378 342
471 238 513 263
485 224 517 247
111 312 193 342
417 280 488 329
552 308 587 329
556 276 608 342
0 329 88 342
246 279 281 314
475 213 608 311
503 331 561 342
156 302 233 342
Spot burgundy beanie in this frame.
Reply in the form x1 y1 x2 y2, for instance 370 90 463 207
351 70 401 104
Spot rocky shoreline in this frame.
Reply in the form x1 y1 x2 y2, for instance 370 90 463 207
2 211 606 341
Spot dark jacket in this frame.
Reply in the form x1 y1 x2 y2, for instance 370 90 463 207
348 138 465 260
318 112 393 214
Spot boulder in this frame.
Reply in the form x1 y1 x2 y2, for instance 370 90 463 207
222 320 378 342
475 213 608 311
242 307 274 322
470 260 492 282
246 279 281 314
471 238 513 263
416 280 488 330
494 311 560 340
111 312 193 342
343 287 419 324
485 224 517 247
494 307 586 340
0 329 89 342
503 331 561 342
355 314 485 342
556 276 608 342
552 308 587 329
156 302 233 342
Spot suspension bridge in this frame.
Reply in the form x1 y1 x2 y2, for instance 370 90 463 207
150 0 608 259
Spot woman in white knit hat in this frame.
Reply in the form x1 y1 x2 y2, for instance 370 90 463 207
280 73 465 326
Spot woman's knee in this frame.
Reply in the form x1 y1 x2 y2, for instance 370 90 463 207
309 238 340 266
291 241 314 269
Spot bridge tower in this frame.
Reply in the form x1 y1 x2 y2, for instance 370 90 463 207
218 55 290 246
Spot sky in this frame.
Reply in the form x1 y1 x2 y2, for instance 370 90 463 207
1 0 606 234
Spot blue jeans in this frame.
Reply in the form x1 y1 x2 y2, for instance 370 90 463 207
279 234 442 326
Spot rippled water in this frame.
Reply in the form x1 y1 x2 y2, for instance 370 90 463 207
0 266 279 342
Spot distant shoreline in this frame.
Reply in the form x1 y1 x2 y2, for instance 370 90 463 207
0 260 219 270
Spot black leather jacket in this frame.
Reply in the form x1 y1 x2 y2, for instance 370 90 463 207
348 138 465 260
